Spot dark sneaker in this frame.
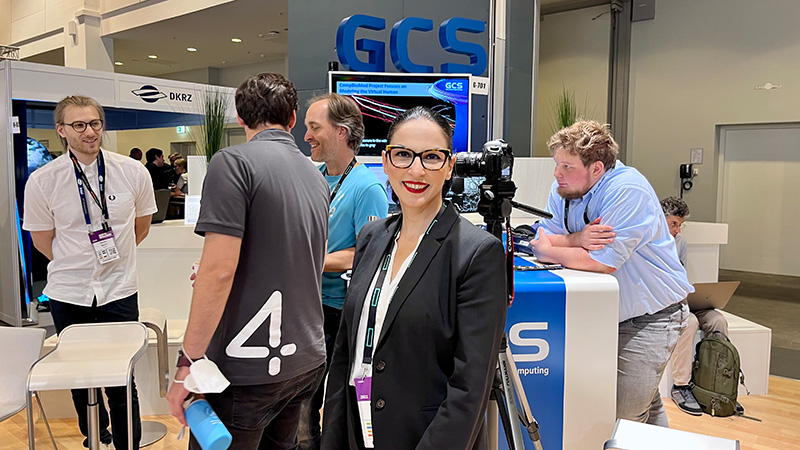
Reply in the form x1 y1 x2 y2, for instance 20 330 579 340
82 438 113 449
671 385 703 416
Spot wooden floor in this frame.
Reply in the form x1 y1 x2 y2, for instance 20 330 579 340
2 376 799 449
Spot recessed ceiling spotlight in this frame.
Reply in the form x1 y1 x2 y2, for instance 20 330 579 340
268 30 280 37
231 38 242 43
187 47 197 52
148 54 158 59
114 61 123 66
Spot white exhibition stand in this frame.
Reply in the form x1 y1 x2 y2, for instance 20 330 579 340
681 222 728 284
500 266 619 450
136 220 203 321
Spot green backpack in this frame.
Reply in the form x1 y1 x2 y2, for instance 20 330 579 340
690 331 743 417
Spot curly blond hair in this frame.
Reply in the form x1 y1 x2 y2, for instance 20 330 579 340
547 120 619 171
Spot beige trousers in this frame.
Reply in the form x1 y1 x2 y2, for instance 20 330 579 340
671 308 729 385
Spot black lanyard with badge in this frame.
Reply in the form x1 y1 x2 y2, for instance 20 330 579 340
327 158 357 202
69 150 120 265
563 198 590 234
353 206 444 448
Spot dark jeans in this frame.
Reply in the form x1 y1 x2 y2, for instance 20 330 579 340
299 305 342 450
49 293 141 450
193 363 326 450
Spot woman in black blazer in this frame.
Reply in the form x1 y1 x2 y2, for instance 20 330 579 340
321 107 507 450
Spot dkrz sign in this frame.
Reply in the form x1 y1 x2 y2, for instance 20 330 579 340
131 85 193 104
336 14 487 75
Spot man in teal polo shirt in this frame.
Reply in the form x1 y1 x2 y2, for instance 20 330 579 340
300 93 388 449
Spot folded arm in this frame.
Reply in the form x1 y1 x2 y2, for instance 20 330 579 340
534 229 616 273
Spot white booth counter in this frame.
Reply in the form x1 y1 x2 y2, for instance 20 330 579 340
500 263 619 450
681 222 728 284
137 220 203 321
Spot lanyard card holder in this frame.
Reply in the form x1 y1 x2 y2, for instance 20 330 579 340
89 226 120 265
353 375 374 448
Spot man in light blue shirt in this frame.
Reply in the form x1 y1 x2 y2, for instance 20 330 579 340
298 93 388 449
534 120 693 427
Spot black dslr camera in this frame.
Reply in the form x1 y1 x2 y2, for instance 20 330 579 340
455 139 514 182
454 140 517 232
454 139 551 238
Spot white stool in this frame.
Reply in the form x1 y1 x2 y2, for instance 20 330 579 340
27 322 148 450
604 419 739 450
139 308 169 446
0 327 57 449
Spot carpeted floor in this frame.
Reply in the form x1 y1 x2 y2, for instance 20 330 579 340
720 269 800 380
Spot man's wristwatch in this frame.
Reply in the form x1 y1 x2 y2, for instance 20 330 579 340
176 348 193 367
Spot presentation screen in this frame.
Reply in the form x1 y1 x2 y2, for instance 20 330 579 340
329 71 471 156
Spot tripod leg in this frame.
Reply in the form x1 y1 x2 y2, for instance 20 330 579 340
493 386 516 450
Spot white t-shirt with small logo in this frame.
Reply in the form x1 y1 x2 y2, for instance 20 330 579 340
23 149 157 306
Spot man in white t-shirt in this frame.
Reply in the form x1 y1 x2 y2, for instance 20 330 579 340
23 95 157 450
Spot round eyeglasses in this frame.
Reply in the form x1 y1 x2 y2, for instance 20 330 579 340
61 119 104 133
668 220 686 230
385 145 451 171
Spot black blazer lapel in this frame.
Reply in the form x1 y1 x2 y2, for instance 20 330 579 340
377 203 460 348
347 217 401 346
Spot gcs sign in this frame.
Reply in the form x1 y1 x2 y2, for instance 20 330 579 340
509 322 550 362
336 14 487 76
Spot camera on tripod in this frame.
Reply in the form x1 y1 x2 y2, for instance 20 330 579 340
455 140 546 450
455 139 514 181
454 139 517 228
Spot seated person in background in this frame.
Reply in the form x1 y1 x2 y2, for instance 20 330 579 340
661 196 729 416
145 148 169 190
172 158 188 196
165 152 181 184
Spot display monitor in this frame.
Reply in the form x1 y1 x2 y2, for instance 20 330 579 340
329 71 471 156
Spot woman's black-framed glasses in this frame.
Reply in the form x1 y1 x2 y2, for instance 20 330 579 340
385 145 451 171
61 119 104 133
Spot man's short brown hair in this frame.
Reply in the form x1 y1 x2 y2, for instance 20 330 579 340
236 73 297 129
547 120 619 171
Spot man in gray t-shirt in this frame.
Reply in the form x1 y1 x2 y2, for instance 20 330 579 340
167 73 329 450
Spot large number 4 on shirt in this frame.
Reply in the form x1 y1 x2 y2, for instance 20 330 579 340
225 290 297 376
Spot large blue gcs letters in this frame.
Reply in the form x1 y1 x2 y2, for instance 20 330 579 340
336 14 487 75
336 15 386 72
439 17 487 74
390 17 434 73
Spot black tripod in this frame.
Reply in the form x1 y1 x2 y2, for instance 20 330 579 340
491 336 544 450
455 139 552 450
475 177 550 450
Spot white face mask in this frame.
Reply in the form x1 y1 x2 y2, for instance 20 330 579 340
182 357 230 394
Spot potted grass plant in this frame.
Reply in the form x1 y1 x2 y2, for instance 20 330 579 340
551 86 579 132
199 88 230 163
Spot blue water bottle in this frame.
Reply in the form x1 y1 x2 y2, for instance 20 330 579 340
185 399 232 450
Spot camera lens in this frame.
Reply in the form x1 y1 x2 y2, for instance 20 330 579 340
454 152 484 178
